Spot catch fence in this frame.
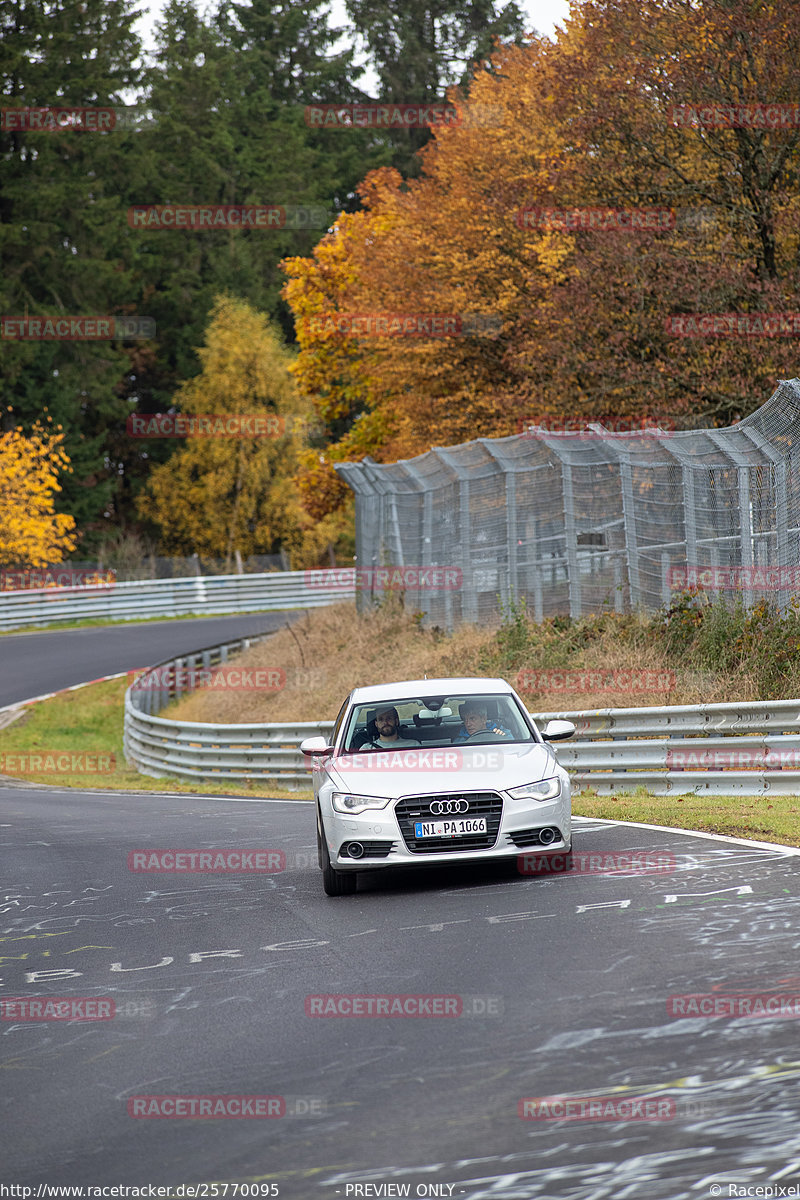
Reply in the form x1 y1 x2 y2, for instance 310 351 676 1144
334 378 800 629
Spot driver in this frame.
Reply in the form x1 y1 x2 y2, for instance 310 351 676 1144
359 705 421 750
453 700 512 742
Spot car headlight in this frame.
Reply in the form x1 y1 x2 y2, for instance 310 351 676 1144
508 777 562 802
331 791 392 813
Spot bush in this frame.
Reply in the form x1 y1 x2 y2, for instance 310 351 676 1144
654 589 800 699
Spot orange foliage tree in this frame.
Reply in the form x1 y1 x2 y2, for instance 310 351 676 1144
283 0 800 517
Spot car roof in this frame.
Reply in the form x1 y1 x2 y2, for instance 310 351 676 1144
349 678 515 705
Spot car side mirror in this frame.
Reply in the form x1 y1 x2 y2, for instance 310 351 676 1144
300 736 334 756
541 719 576 742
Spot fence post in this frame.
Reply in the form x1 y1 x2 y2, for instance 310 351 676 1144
661 437 699 591
741 426 789 613
707 429 755 610
536 434 582 619
430 449 477 623
479 440 520 607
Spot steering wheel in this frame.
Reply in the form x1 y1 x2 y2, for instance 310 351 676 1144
465 730 500 742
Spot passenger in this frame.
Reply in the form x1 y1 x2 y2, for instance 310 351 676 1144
453 700 513 742
358 706 421 750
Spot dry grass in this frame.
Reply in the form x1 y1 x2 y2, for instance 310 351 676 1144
165 599 750 725
166 601 493 723
534 619 744 709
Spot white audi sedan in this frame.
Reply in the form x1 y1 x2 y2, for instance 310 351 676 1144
300 677 575 896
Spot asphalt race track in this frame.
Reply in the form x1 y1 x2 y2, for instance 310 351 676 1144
0 613 300 708
2 787 800 1198
2 619 800 1196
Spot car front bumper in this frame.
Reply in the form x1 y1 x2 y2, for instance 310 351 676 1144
321 792 571 872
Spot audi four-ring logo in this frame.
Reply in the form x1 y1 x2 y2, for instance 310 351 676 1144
430 799 469 814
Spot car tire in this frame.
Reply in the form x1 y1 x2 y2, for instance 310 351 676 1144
318 813 357 896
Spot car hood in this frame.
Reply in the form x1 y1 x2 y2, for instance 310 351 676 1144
327 742 560 798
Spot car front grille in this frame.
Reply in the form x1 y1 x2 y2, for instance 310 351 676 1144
394 792 503 854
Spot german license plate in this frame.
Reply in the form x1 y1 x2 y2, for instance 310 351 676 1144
414 818 487 837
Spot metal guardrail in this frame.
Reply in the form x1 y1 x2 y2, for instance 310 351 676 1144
123 639 800 794
543 697 800 795
0 570 355 630
123 632 335 784
539 696 800 738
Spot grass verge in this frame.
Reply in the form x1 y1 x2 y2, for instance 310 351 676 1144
0 678 312 800
572 787 800 847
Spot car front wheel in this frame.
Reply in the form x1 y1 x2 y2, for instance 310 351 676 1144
318 814 357 896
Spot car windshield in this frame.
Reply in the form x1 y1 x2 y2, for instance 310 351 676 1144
341 693 536 752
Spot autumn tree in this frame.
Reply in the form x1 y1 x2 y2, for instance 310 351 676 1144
507 0 800 426
283 0 800 518
0 420 77 566
137 296 339 567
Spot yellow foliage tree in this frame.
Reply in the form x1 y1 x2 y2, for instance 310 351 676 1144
138 296 324 567
0 419 77 567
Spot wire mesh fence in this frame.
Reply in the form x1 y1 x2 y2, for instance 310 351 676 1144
334 377 800 630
